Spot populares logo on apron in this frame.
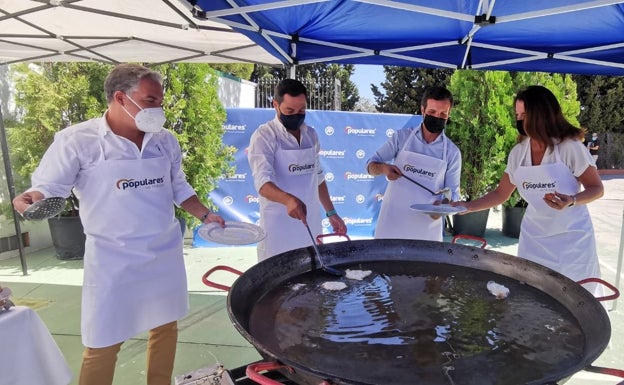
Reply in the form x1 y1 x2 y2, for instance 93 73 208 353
116 177 165 190
288 163 315 174
403 164 436 178
521 180 557 191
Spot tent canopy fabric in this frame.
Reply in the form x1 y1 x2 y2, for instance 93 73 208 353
195 0 624 76
0 0 281 66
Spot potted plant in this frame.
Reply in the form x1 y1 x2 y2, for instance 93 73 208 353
446 70 517 237
501 190 527 238
45 190 86 260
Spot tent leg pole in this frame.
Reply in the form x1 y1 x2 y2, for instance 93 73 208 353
0 105 27 276
612 208 624 311
287 65 296 79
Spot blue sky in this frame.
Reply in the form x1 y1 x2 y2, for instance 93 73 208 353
352 64 385 101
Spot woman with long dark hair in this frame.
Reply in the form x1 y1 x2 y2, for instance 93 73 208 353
454 85 604 294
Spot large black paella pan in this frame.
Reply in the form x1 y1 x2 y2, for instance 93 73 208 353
204 239 622 385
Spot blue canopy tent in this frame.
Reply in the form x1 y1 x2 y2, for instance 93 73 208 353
192 0 624 76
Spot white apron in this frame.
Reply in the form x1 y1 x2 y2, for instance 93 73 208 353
257 145 321 261
74 137 188 348
375 132 447 241
514 142 602 295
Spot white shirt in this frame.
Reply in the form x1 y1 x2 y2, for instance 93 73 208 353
367 126 462 200
29 114 196 205
505 137 596 184
248 115 325 192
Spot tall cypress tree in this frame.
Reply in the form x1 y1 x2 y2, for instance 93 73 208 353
572 75 624 134
372 67 453 113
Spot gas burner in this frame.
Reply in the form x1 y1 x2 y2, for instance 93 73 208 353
175 363 300 385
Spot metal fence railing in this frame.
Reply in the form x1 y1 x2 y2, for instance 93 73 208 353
256 78 341 110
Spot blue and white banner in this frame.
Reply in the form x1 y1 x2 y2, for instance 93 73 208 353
194 108 421 247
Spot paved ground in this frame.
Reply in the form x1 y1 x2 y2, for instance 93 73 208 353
1 174 623 384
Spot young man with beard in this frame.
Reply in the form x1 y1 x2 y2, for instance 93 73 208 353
248 79 347 261
367 86 461 241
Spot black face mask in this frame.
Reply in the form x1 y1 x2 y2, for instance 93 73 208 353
279 112 305 131
423 114 446 134
516 119 526 136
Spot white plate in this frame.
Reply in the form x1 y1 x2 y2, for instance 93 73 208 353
410 203 467 216
197 221 266 245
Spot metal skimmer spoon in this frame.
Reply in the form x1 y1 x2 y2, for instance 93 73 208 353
304 223 343 276
21 197 66 221
402 175 452 201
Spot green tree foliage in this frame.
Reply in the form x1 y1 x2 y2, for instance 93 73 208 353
155 63 235 229
7 62 110 216
372 67 453 113
251 63 359 110
447 70 516 200
571 75 624 133
250 64 284 80
209 64 254 80
512 72 580 127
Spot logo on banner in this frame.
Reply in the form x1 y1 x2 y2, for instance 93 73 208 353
345 126 376 136
325 126 335 136
325 173 335 182
222 196 234 206
342 216 374 226
344 171 375 181
375 193 384 202
245 195 259 204
222 123 247 133
522 181 557 191
330 195 345 204
221 173 247 181
355 195 365 204
355 149 366 159
319 149 346 158
404 164 436 178
288 163 315 174
116 177 165 190
386 128 395 138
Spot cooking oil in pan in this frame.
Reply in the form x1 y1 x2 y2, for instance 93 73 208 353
249 261 585 385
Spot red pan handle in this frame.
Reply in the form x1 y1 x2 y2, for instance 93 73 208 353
584 365 624 379
246 362 333 385
316 232 351 244
246 362 294 385
202 265 243 292
577 277 620 302
451 234 487 249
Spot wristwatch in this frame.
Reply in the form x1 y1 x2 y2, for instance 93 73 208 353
568 194 576 207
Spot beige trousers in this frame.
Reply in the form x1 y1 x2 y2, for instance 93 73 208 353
79 321 178 385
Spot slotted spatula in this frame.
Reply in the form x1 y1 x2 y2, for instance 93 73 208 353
21 197 66 221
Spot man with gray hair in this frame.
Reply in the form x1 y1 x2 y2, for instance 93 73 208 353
13 63 224 385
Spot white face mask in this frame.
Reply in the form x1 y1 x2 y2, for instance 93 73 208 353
122 94 166 133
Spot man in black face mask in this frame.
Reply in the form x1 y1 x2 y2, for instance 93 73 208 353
248 79 347 261
367 86 462 241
